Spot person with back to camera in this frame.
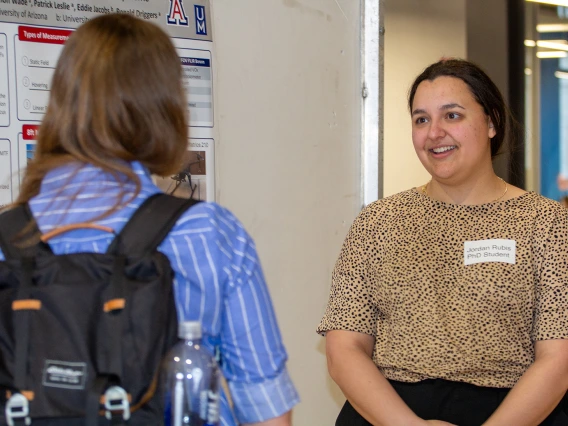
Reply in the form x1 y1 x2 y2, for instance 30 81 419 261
317 59 568 425
0 13 299 425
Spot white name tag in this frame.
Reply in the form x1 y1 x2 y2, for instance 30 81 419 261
464 239 516 265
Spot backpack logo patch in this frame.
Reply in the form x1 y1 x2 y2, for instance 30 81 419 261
42 360 87 390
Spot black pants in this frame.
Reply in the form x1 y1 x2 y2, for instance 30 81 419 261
336 379 568 426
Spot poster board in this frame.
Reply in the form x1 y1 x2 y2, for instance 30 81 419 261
0 0 215 207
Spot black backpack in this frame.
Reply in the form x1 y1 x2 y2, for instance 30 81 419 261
0 193 199 425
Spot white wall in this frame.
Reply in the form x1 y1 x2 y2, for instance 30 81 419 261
466 0 511 180
210 1 361 424
383 0 467 196
210 0 469 423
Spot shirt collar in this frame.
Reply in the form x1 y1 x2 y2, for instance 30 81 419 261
39 161 153 195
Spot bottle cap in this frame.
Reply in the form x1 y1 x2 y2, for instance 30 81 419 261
178 321 202 340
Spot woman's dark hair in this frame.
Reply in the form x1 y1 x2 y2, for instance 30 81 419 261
408 59 520 158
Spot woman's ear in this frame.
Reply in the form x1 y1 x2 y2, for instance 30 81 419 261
488 118 496 139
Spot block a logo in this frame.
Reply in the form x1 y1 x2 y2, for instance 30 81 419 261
167 0 189 26
194 5 207 35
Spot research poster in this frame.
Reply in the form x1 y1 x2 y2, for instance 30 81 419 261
0 0 215 208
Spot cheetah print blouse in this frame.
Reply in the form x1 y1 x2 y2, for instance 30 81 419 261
317 189 568 388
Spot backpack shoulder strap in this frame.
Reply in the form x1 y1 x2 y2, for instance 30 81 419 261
0 204 51 260
107 194 201 256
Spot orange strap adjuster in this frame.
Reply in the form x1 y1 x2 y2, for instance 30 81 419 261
12 300 41 311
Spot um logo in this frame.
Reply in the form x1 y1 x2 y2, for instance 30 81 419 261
167 0 189 26
194 5 207 35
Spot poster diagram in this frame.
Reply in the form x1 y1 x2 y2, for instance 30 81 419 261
0 139 11 208
179 50 213 128
0 33 8 127
155 138 214 201
16 26 69 120
18 124 38 183
0 0 215 204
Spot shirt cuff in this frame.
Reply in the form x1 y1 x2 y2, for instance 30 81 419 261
228 367 300 424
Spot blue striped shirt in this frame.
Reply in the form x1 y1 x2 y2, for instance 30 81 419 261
0 162 299 425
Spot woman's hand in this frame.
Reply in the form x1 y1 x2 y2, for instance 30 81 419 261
481 339 568 426
243 410 292 426
326 330 424 426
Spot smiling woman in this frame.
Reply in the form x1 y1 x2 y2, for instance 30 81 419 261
317 59 568 426
407 60 524 205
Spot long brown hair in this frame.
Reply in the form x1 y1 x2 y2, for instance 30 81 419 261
17 13 188 209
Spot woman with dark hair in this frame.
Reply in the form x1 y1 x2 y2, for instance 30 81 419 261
1 13 298 426
318 59 568 425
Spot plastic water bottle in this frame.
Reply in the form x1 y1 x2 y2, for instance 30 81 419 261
162 321 221 426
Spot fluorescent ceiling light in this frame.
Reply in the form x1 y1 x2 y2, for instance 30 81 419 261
525 40 537 47
536 40 568 50
555 71 568 78
537 50 568 58
527 0 568 7
537 24 568 32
